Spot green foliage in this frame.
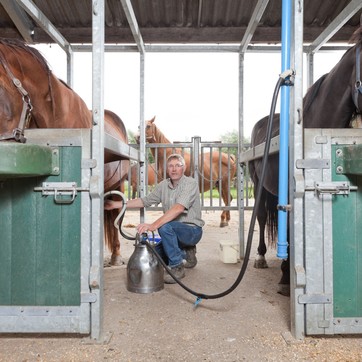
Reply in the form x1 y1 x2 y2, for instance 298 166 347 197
127 129 137 144
219 129 251 158
201 185 254 199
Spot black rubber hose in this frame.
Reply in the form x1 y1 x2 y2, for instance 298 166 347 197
145 75 285 299
117 74 286 300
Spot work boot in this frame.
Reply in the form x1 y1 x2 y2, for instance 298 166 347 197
164 264 185 284
183 246 197 268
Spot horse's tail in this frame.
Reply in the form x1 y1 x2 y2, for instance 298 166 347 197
104 209 119 254
266 191 278 248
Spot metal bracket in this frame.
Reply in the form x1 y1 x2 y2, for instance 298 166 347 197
305 181 356 196
81 292 98 303
34 182 89 204
298 293 332 304
296 158 330 169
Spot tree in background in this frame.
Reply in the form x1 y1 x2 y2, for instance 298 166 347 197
127 129 155 164
220 129 253 198
220 129 250 158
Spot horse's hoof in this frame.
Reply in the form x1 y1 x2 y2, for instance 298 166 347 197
110 255 124 266
277 284 290 296
219 221 229 228
254 258 268 269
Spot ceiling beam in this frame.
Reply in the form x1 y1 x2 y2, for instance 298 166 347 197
119 0 145 54
239 0 270 53
1 25 357 46
14 0 72 53
307 0 362 53
0 0 33 43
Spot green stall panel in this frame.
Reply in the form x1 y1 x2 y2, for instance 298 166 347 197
332 145 362 318
0 146 81 306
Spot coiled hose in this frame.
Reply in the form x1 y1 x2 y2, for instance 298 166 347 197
108 71 292 302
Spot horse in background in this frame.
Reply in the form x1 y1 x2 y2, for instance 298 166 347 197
142 116 236 227
0 38 128 265
249 26 362 295
127 162 159 199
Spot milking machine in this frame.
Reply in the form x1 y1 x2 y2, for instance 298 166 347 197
103 66 292 304
104 190 164 294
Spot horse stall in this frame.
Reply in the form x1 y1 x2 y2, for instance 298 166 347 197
303 128 362 335
0 129 95 334
0 126 137 338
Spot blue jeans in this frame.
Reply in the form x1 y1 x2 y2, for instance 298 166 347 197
156 221 203 267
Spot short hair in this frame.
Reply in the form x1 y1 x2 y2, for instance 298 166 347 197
167 153 185 166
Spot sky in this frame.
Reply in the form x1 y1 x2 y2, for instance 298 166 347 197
35 44 346 142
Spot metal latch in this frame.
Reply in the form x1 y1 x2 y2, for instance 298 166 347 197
305 181 357 196
34 182 89 204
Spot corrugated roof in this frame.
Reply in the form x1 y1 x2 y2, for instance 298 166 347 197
0 0 361 45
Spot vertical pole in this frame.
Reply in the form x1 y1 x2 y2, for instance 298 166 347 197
192 136 200 188
139 52 146 223
66 46 74 88
306 52 314 88
90 0 105 341
290 0 306 340
277 0 292 259
238 52 245 258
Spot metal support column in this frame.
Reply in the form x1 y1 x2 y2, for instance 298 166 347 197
139 52 146 222
238 52 245 258
306 52 314 88
290 0 305 340
90 0 105 341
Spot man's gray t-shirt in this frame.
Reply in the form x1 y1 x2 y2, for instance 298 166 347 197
141 175 205 227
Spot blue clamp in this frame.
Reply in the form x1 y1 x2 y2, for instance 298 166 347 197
193 297 202 309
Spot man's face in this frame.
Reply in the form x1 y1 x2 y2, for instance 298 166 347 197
167 159 184 182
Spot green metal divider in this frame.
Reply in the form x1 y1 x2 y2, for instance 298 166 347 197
0 146 81 306
332 144 362 318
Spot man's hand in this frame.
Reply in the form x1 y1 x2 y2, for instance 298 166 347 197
136 223 156 234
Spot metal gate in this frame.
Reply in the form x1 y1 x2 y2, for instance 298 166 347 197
303 128 362 335
0 129 94 334
126 137 246 257
129 137 240 213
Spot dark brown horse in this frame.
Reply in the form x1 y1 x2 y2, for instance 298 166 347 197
249 26 362 295
0 38 129 265
143 116 236 227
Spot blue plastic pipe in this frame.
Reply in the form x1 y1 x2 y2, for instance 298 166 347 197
277 0 291 259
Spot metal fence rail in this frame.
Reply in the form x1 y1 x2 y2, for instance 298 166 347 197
127 138 243 211
127 140 254 210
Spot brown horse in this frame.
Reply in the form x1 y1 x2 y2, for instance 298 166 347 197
127 162 159 199
0 38 129 265
249 26 362 295
143 117 236 226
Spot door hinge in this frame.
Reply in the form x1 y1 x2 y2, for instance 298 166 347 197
296 158 330 169
298 293 332 304
81 292 97 303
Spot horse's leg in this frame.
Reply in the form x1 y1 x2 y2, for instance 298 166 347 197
131 181 137 199
110 218 123 266
110 180 128 265
278 240 290 296
220 179 232 228
103 209 123 266
254 187 268 269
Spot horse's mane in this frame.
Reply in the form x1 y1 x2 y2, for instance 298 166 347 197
349 25 362 46
58 77 72 90
0 38 50 74
153 123 171 143
303 73 328 114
